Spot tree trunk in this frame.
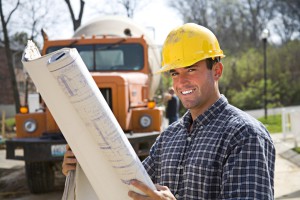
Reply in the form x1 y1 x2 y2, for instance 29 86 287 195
0 0 21 113
64 0 85 31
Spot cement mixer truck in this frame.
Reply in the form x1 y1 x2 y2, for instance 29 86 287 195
6 16 163 193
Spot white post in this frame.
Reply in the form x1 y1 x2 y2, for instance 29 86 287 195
290 111 300 148
282 108 286 140
1 111 5 139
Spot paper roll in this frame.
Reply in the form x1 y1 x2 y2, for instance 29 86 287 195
22 41 155 200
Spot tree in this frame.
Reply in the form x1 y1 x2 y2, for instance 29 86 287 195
236 0 275 46
18 0 60 43
64 0 85 31
273 0 300 43
168 0 276 52
0 0 21 112
169 0 210 27
2 0 73 45
108 0 150 18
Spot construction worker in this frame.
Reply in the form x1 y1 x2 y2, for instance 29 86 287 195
127 23 275 199
63 23 275 199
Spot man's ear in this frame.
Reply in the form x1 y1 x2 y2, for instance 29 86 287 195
213 62 223 79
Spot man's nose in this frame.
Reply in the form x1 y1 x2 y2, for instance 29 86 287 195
177 73 190 84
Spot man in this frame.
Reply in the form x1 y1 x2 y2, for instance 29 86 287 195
63 23 275 200
165 88 180 125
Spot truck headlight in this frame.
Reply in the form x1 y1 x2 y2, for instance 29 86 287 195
23 119 37 133
140 115 152 128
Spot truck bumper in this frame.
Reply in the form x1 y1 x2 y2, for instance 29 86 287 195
6 136 66 162
6 132 160 162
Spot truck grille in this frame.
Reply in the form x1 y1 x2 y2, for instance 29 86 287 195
100 88 112 110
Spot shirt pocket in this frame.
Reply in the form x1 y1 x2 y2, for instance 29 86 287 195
184 163 222 199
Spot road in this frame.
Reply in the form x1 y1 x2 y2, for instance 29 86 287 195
1 133 300 199
272 134 300 199
245 105 300 119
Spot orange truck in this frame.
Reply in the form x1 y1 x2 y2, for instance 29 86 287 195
6 16 163 193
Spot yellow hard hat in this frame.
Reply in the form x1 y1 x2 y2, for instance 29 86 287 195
157 23 225 73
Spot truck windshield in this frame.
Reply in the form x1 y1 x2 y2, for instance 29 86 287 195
46 43 144 71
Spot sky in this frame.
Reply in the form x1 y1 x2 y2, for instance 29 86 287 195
48 0 285 46
132 0 183 45
57 0 183 45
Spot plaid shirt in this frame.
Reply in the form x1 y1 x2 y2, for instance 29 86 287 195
143 95 275 200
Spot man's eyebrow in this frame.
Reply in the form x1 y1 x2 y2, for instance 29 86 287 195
183 65 198 70
186 66 194 69
169 64 199 73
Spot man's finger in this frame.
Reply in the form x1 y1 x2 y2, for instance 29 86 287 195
64 150 75 158
62 162 76 176
128 190 150 200
155 184 169 191
130 180 157 197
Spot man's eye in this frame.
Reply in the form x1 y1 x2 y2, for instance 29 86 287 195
170 72 178 76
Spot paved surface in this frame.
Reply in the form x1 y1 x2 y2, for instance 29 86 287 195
245 105 300 119
1 133 300 199
271 133 300 199
0 149 24 169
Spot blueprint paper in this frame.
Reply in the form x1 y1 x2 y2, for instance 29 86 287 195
61 171 75 200
22 41 155 200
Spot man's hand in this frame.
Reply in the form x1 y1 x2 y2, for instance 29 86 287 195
62 144 77 176
128 180 176 200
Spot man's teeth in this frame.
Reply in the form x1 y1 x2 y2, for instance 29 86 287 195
182 90 193 95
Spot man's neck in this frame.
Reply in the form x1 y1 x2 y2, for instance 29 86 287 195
190 93 221 120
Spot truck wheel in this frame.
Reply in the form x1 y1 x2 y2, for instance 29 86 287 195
25 161 55 193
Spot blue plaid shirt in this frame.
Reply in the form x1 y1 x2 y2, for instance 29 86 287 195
143 95 275 200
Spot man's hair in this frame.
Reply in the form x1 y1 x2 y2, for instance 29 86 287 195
206 57 220 70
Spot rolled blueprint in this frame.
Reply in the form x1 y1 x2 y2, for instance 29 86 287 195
22 41 156 200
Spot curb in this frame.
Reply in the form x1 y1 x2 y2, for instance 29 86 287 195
280 149 300 167
271 133 300 167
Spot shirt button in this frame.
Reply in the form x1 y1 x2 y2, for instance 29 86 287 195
175 194 180 199
187 137 191 141
200 126 203 129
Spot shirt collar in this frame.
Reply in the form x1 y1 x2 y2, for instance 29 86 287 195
180 95 228 130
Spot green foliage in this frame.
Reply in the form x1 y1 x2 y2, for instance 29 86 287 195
257 114 282 133
227 81 262 109
161 73 173 90
220 48 263 109
220 40 300 110
155 73 172 106
267 40 300 106
5 118 15 127
0 117 15 133
293 147 300 154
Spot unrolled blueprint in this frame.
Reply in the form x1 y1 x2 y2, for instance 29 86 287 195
22 41 156 200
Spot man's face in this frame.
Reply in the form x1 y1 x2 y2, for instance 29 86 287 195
169 60 221 114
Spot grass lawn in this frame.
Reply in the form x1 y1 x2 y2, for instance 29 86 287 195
257 114 282 134
293 147 300 154
258 114 300 154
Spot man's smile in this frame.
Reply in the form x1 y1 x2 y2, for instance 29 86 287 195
181 89 196 95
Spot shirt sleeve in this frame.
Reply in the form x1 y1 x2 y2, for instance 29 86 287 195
142 133 163 183
220 134 275 199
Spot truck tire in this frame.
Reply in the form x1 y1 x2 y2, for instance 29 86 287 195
25 161 55 193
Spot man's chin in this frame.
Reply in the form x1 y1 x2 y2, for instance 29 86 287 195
181 102 193 110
